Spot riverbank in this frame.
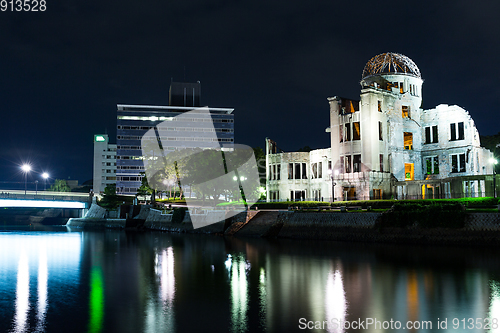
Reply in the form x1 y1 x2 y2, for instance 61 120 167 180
66 204 500 246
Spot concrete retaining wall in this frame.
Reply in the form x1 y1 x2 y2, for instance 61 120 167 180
67 208 500 246
84 204 107 218
66 218 126 229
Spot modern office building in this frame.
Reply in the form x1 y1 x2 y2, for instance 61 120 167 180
93 134 117 194
116 82 235 196
266 53 494 201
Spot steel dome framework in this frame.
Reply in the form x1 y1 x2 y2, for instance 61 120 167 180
362 53 421 79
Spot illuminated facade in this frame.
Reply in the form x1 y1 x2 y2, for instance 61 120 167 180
93 134 117 194
116 104 234 195
267 53 494 201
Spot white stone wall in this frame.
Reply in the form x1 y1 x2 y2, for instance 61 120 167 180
266 149 332 201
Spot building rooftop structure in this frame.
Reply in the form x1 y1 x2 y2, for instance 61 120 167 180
362 52 421 79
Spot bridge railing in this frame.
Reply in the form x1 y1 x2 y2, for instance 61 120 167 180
0 192 90 202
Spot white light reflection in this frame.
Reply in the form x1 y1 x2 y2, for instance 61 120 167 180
12 251 30 333
325 270 347 333
146 247 175 333
227 254 249 333
36 242 48 332
259 267 267 329
160 247 175 305
0 233 82 333
489 280 500 333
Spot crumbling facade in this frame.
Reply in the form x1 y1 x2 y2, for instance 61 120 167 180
266 53 494 201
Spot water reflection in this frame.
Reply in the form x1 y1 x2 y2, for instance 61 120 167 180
36 242 48 333
12 251 29 333
489 280 500 333
325 268 346 333
227 253 250 332
145 247 176 333
2 230 500 332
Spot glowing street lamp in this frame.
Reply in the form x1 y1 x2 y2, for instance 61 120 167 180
490 158 497 198
21 164 31 195
42 172 49 190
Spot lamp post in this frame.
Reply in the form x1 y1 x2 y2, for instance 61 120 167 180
42 173 49 190
21 164 31 195
327 169 337 203
35 180 38 195
490 158 497 198
233 175 247 206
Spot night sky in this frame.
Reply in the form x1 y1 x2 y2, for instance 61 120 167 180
1 0 500 186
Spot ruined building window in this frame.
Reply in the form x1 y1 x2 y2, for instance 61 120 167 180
425 125 439 144
328 161 332 173
302 163 307 179
339 157 344 173
433 125 438 143
353 154 361 172
450 122 465 141
404 132 413 150
405 163 414 180
269 166 272 180
353 122 361 140
295 163 301 180
458 122 464 140
288 163 293 180
378 101 382 112
318 162 323 178
272 165 276 180
373 189 382 199
400 82 404 94
339 124 344 143
345 155 352 173
345 123 351 141
451 153 466 173
425 156 439 174
277 165 281 180
402 105 410 118
380 154 384 172
379 121 383 141
312 163 317 179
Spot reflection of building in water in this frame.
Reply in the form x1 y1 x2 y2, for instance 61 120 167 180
0 233 81 333
266 53 494 201
145 247 175 333
225 253 250 332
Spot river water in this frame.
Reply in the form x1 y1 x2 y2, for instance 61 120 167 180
1 226 500 333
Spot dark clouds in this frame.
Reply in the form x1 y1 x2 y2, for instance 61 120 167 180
1 0 500 183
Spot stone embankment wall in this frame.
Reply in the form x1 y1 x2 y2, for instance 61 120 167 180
276 212 500 245
67 205 500 246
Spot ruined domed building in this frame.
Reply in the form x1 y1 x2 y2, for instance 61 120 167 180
266 53 494 201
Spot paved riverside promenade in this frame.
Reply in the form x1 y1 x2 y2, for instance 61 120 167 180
67 204 500 246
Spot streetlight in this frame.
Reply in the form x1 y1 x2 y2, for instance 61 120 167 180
42 172 49 190
35 180 38 195
21 164 31 195
327 169 337 203
490 158 497 198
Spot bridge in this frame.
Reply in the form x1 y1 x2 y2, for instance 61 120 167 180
0 190 90 210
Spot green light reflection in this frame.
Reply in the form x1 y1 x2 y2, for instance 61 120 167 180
88 267 104 333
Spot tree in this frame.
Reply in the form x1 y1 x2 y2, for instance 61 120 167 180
49 179 71 192
136 172 156 204
253 147 266 186
99 184 120 209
